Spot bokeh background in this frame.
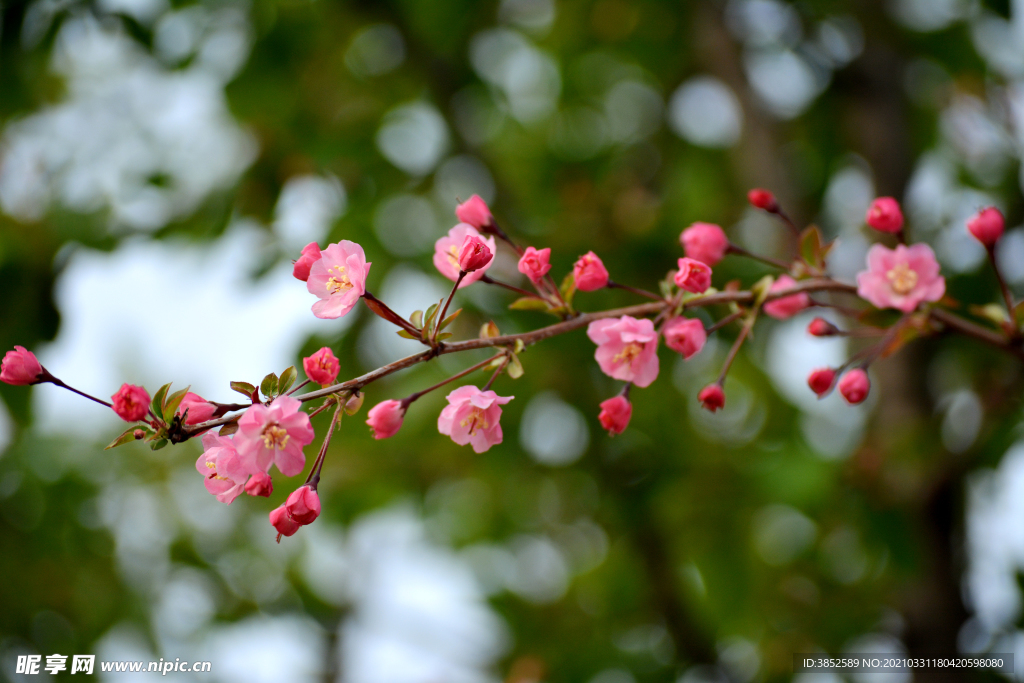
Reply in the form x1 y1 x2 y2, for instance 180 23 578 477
1 0 1024 681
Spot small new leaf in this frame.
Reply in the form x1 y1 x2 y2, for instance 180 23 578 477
436 332 454 341
150 383 171 418
230 381 257 400
150 438 169 451
105 426 140 450
396 329 419 339
507 353 524 379
410 310 424 329
509 297 550 311
162 386 191 422
480 321 500 339
278 366 297 394
219 422 239 436
969 303 1009 327
799 226 824 267
560 272 577 308
439 308 462 331
260 373 279 399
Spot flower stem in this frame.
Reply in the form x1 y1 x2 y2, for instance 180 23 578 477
727 244 791 270
606 280 665 301
433 272 466 345
482 354 510 391
480 273 540 299
305 400 344 490
988 248 1019 338
406 353 505 403
48 377 114 409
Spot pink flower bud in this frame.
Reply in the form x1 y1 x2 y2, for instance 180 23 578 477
865 197 904 233
698 384 725 412
111 383 150 422
303 347 340 386
458 235 494 273
270 505 301 537
133 429 145 440
292 242 321 282
967 207 1005 248
455 195 493 230
838 368 870 404
1 346 43 386
680 222 729 266
517 246 552 284
285 485 321 524
807 317 839 337
663 318 707 359
598 395 632 436
573 251 609 292
177 392 217 425
763 275 811 320
366 399 405 439
674 257 712 294
747 188 777 211
807 368 836 397
245 471 273 497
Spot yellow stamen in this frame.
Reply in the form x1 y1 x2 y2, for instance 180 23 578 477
447 245 461 270
326 264 353 294
459 408 489 435
612 342 643 365
887 263 918 295
262 424 290 450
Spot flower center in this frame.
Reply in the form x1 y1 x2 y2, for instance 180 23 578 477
447 245 461 270
326 265 352 294
261 424 290 451
613 342 643 365
459 407 489 435
886 263 918 295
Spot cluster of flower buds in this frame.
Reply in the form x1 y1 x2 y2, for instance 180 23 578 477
4 188 1018 541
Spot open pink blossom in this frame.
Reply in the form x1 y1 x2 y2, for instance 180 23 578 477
674 257 712 294
244 471 273 497
865 197 904 233
598 396 632 436
270 485 321 537
177 392 216 425
586 316 660 388
1 346 43 385
663 318 707 359
680 222 728 266
196 432 249 504
763 275 811 319
437 385 513 453
366 399 406 439
303 347 340 386
455 195 493 229
112 384 150 422
518 246 552 284
967 207 1004 247
838 368 870 404
573 251 610 292
235 395 315 477
433 224 497 288
307 240 371 319
458 235 494 272
856 243 945 313
292 242 321 282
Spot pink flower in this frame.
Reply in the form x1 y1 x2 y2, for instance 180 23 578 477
663 318 707 359
111 384 150 422
586 316 660 388
458 235 494 273
303 347 340 386
366 399 406 439
698 384 725 412
437 385 513 453
747 189 777 211
292 242 321 282
244 471 273 497
807 317 839 337
763 275 811 319
573 251 610 292
838 369 870 404
674 257 712 294
195 432 248 504
518 247 552 284
270 485 321 537
865 197 904 233
598 396 632 436
433 224 497 288
967 207 1004 247
680 222 729 266
855 243 945 313
455 195 493 230
807 368 836 397
307 240 372 319
235 395 315 477
1 346 43 385
177 392 216 425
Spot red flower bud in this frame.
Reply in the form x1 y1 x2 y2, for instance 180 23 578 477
458 235 494 273
865 197 904 233
967 207 1005 248
698 384 725 412
674 257 712 294
1 346 43 386
807 317 839 337
838 369 870 404
111 383 150 422
807 368 836 396
245 471 273 497
747 188 777 211
598 395 632 436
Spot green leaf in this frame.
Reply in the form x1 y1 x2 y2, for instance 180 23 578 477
105 426 141 450
344 392 365 416
659 276 675 299
969 303 1009 326
150 383 171 419
260 373 279 399
560 272 576 308
439 308 463 331
751 275 775 308
507 353 524 379
509 297 550 311
480 321 500 339
162 385 190 422
514 339 525 354
799 226 824 267
424 302 441 331
219 422 239 436
410 310 424 328
150 438 168 451
278 366 297 394
1015 301 1024 327
396 329 419 339
230 381 257 399
436 332 454 341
